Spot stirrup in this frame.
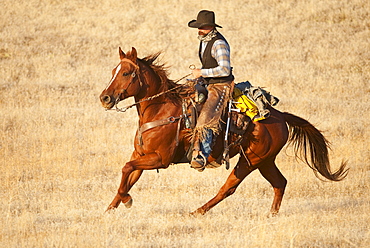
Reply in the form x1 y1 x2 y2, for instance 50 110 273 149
191 150 207 171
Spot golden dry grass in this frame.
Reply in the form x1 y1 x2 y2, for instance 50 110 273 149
1 0 369 247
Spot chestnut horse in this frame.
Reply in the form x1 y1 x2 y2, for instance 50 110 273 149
100 47 348 216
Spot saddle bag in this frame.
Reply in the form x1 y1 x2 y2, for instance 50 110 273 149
233 81 279 121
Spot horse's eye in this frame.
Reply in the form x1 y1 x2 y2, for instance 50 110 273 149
123 72 130 77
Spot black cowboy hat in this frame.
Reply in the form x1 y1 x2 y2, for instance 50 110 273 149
188 10 222 29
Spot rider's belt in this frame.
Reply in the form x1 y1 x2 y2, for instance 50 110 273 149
203 74 234 84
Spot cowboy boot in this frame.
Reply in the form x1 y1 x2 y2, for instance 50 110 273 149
191 137 207 172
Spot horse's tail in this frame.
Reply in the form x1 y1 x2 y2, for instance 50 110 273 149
283 112 348 181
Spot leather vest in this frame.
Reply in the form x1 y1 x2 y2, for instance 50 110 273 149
198 32 234 84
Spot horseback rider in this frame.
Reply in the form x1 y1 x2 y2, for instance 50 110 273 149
188 10 234 171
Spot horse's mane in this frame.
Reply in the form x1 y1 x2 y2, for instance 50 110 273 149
138 52 181 103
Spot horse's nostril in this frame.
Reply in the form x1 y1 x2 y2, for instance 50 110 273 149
101 95 111 104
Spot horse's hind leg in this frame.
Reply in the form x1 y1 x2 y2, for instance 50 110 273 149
191 158 255 215
258 160 287 217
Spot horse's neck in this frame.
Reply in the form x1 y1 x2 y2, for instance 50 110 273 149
135 71 180 123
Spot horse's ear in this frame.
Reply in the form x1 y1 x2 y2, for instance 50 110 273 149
127 47 137 62
119 47 126 60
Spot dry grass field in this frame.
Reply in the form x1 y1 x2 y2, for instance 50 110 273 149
1 0 369 247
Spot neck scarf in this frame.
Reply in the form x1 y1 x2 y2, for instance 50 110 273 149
198 29 218 42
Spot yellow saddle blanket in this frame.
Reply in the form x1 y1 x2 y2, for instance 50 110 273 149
232 88 266 122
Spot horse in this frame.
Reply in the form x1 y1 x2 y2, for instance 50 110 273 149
99 47 348 216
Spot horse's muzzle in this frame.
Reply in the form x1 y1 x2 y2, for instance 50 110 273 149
100 94 115 109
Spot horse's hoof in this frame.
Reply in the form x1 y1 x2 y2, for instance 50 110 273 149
267 211 279 218
190 208 205 217
189 211 198 217
123 197 133 208
105 205 116 213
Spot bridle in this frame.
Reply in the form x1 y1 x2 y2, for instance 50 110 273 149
110 61 194 113
113 59 143 108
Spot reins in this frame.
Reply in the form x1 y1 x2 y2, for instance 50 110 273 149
111 72 193 113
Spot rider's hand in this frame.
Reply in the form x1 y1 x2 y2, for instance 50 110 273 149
192 69 202 79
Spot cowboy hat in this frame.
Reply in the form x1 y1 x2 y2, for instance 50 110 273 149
188 10 222 29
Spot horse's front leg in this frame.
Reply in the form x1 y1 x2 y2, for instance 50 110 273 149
107 169 143 210
106 152 164 211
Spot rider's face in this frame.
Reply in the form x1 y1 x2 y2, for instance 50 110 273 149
198 26 214 36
